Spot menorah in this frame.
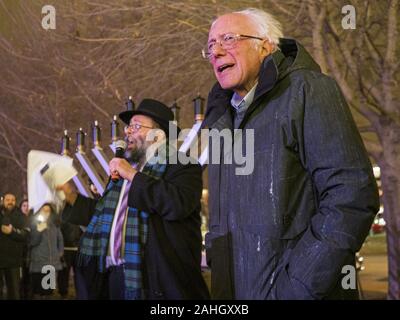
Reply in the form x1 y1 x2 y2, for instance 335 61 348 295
60 96 206 198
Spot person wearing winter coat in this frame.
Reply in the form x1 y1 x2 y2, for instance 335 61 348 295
29 203 64 299
202 8 379 299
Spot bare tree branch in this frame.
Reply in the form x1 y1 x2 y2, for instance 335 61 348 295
73 79 111 119
0 112 58 142
362 137 383 161
385 0 398 66
307 2 328 73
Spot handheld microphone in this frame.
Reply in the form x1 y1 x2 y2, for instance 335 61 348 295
111 140 127 182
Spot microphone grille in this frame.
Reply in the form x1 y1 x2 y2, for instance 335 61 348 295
115 140 127 150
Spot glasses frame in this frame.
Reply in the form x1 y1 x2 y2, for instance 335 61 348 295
124 122 154 133
202 33 264 59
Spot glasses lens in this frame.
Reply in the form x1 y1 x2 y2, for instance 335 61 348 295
221 34 238 49
125 125 135 132
201 49 210 59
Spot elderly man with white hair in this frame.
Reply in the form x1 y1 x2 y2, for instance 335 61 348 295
202 8 379 300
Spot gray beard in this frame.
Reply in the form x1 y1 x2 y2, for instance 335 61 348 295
124 147 145 165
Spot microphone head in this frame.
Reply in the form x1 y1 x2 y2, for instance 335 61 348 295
115 140 127 150
114 140 127 158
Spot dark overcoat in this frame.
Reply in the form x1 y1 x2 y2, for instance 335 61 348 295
66 157 210 300
203 38 380 300
0 208 28 268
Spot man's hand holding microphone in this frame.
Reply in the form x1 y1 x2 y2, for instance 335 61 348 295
109 140 137 182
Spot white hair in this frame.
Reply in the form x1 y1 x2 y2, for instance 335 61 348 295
234 8 283 51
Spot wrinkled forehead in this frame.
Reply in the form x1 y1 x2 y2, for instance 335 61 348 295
129 114 154 125
208 13 256 41
4 194 16 201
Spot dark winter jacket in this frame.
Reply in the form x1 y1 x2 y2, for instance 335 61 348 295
60 206 82 248
0 207 29 268
65 156 210 300
203 38 380 300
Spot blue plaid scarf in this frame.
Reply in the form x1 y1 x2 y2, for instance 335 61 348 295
76 149 167 300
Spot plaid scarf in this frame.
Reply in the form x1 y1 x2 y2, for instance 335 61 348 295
76 148 168 300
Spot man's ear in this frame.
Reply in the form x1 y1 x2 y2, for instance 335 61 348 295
154 128 166 142
260 40 273 59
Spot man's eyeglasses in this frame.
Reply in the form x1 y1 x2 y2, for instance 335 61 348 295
202 33 264 60
124 123 153 132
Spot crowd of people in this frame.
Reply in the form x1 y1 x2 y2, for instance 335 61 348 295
0 193 82 300
1 176 210 300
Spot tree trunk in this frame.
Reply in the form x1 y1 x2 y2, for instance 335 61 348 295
378 126 400 299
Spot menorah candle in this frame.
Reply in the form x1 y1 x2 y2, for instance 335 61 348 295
61 129 70 156
111 115 119 142
76 128 86 153
193 95 205 123
170 101 180 123
127 95 134 111
92 120 101 147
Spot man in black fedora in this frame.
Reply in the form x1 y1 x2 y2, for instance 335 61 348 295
59 98 209 300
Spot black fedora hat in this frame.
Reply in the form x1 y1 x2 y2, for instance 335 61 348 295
119 98 180 136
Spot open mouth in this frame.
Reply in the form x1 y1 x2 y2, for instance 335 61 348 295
217 63 234 73
126 138 135 147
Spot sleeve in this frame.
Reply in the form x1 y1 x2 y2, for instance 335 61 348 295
57 228 64 257
270 75 380 299
29 224 43 248
8 213 30 242
62 194 97 226
128 162 203 221
8 227 29 242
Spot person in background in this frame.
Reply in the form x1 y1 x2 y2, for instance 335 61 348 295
29 203 64 299
57 206 83 299
19 199 33 299
0 193 29 299
19 199 30 217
